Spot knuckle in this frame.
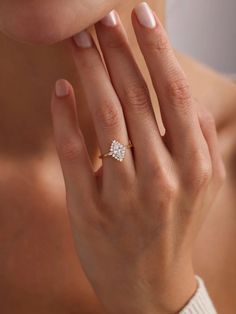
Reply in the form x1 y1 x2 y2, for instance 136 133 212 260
104 36 126 50
215 160 227 187
124 80 152 115
147 160 162 181
160 177 179 202
95 99 122 129
146 31 169 53
199 110 216 129
153 177 179 224
162 176 179 201
188 151 212 192
59 136 83 163
150 162 179 201
167 75 192 105
198 160 212 186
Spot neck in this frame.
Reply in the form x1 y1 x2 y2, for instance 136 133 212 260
0 0 164 162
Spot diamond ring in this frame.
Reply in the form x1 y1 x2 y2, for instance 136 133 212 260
99 140 134 162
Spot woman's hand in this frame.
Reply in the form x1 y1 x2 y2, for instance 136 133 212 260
51 2 225 313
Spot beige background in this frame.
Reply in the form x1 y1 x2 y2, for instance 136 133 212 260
167 0 236 76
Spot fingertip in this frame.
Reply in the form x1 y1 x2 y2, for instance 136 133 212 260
132 2 158 30
55 79 70 98
51 79 77 126
51 79 73 116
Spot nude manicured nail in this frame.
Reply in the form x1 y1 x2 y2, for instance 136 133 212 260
55 79 69 98
73 30 92 48
100 10 118 27
134 2 156 29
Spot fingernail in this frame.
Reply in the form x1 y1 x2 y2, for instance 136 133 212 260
134 2 156 29
73 30 92 48
100 10 118 27
55 79 69 98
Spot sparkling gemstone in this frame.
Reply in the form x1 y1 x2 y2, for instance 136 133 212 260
109 140 126 161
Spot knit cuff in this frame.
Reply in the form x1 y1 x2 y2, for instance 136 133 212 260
179 276 217 314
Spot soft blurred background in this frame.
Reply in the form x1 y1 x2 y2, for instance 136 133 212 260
167 0 236 77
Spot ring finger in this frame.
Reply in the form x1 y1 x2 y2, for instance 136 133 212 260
70 30 135 183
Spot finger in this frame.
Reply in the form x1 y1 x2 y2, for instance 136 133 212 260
70 30 135 180
198 107 226 189
94 11 171 171
51 79 96 201
132 2 202 157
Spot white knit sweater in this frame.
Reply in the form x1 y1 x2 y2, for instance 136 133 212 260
180 276 217 313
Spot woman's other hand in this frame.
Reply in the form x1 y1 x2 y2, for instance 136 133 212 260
51 2 226 313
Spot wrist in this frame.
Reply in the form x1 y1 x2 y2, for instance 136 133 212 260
152 266 197 313
98 260 197 314
133 255 197 313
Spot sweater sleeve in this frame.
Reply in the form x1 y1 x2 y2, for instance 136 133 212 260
179 276 217 314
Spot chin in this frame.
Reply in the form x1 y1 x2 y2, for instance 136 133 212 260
0 0 119 45
1 22 72 45
0 4 97 45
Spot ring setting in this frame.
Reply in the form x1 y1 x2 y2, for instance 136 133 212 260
99 140 133 162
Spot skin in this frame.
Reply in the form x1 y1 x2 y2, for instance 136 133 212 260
52 9 226 313
0 0 121 44
0 0 235 313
